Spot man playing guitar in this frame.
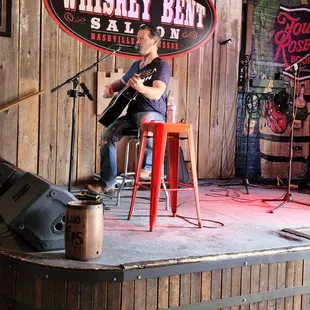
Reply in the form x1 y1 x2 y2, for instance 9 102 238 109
86 24 171 195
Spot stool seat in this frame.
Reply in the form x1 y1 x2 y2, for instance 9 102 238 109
128 121 202 231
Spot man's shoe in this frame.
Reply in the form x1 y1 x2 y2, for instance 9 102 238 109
86 184 115 195
140 169 151 180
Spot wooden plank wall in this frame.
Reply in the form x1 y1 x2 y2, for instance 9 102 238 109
0 0 242 186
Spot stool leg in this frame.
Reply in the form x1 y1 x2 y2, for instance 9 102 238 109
168 133 180 216
117 137 133 206
187 127 202 228
116 177 126 206
149 126 166 231
128 134 147 220
161 180 170 211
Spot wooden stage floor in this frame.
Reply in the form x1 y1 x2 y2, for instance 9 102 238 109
1 179 310 309
2 179 310 266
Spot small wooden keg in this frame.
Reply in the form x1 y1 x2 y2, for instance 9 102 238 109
259 117 310 179
65 200 104 261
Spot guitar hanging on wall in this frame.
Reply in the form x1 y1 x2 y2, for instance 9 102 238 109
98 68 156 127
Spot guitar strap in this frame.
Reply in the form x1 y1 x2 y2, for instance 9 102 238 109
145 56 168 121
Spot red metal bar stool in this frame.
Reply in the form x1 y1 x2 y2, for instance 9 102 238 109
128 121 202 231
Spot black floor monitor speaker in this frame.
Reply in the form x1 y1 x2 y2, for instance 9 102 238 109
0 172 77 251
0 160 25 196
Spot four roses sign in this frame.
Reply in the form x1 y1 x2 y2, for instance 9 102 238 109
44 0 217 58
274 6 310 81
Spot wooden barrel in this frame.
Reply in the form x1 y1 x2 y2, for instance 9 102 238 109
65 200 104 261
259 104 310 179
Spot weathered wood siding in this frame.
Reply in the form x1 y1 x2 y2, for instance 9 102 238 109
1 253 310 309
0 0 242 185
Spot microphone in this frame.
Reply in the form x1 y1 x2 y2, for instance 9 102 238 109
80 83 94 101
220 38 232 45
116 43 139 51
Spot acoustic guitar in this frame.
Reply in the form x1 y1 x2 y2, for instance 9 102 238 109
98 68 156 127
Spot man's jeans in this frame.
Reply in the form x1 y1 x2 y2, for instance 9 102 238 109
99 112 164 188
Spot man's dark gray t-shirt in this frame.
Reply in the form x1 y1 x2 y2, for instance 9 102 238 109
122 59 171 119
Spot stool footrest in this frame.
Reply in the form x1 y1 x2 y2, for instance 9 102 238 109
135 183 151 190
164 187 194 192
176 182 195 189
120 172 135 178
138 181 194 191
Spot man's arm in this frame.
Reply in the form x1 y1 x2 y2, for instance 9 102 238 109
128 75 166 100
103 79 126 98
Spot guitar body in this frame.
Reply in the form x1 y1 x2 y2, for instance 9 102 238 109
98 88 136 127
98 68 156 127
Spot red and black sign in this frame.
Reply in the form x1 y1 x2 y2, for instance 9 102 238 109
43 0 216 59
274 6 310 81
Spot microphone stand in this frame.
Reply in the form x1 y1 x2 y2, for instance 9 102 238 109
51 45 121 192
263 53 310 212
219 54 255 194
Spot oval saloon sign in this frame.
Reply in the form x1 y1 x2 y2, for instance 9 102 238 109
43 0 217 59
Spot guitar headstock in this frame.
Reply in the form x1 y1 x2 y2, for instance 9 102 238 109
140 68 156 82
